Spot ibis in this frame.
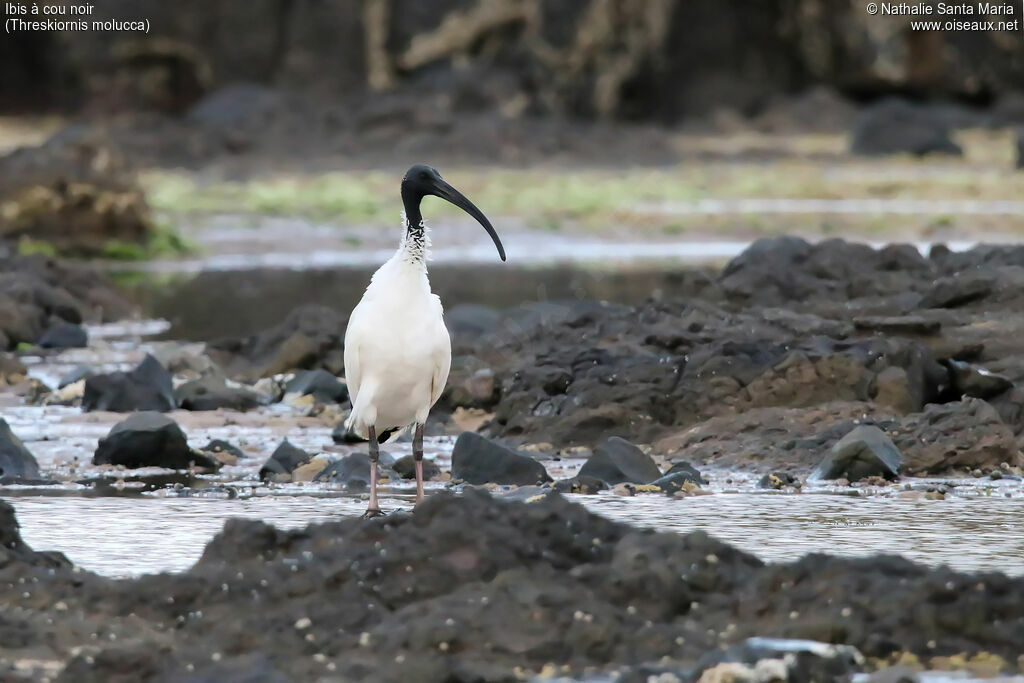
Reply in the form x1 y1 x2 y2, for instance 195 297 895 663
344 164 506 517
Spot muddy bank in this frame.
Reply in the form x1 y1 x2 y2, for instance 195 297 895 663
1 491 1022 681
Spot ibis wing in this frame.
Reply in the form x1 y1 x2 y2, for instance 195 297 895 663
428 332 451 409
343 337 361 416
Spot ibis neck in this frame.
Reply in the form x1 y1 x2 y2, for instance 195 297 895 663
399 212 429 265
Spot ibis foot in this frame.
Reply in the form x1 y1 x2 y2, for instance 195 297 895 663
361 508 386 519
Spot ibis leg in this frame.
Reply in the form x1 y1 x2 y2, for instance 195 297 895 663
362 426 384 518
413 424 425 503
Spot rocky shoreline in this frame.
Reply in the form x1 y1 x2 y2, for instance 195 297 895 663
2 491 1023 681
2 236 1024 679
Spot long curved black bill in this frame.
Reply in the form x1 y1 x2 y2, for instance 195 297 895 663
433 180 506 261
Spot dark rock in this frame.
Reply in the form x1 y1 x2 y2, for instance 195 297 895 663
175 375 266 411
920 273 994 308
331 420 365 444
695 637 864 682
650 470 703 494
38 321 87 349
258 440 313 482
851 99 963 156
853 315 940 336
893 398 1021 474
445 304 500 342
392 454 441 481
284 369 348 403
759 472 799 489
57 363 95 388
578 437 662 485
812 425 902 482
313 453 372 488
553 475 608 494
207 304 347 381
662 460 707 484
945 360 1012 400
199 439 247 460
83 354 176 412
3 491 1024 680
450 432 552 485
93 412 214 470
0 418 41 480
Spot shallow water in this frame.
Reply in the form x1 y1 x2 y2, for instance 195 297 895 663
11 489 1024 578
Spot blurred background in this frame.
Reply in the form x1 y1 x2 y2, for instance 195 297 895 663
1 0 1022 338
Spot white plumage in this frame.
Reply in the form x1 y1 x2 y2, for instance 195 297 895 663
344 222 451 441
342 164 505 516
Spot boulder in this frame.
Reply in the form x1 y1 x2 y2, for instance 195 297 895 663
944 360 1012 400
650 461 707 492
38 321 88 349
920 273 994 309
175 375 266 411
207 304 347 381
451 432 551 485
83 354 176 412
578 437 662 485
259 440 313 482
894 398 1021 474
313 453 373 488
392 454 441 481
199 439 247 460
93 412 214 470
758 472 799 489
811 425 902 482
0 418 41 480
284 369 348 404
850 99 962 157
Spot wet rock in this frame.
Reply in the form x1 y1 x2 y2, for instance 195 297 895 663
207 304 347 381
865 667 921 683
853 315 940 336
944 360 1012 400
392 454 441 481
812 425 902 482
0 418 41 480
258 440 313 482
893 398 1022 474
850 99 962 156
578 437 662 485
450 432 552 485
500 485 561 504
283 369 348 404
83 354 176 412
38 321 87 349
695 637 864 682
312 453 374 488
759 472 799 489
58 363 95 388
93 412 215 470
331 420 364 444
175 375 266 411
0 499 70 569
553 474 609 494
199 439 247 460
154 345 220 379
920 273 994 308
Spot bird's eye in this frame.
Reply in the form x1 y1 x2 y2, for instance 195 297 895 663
420 171 430 180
